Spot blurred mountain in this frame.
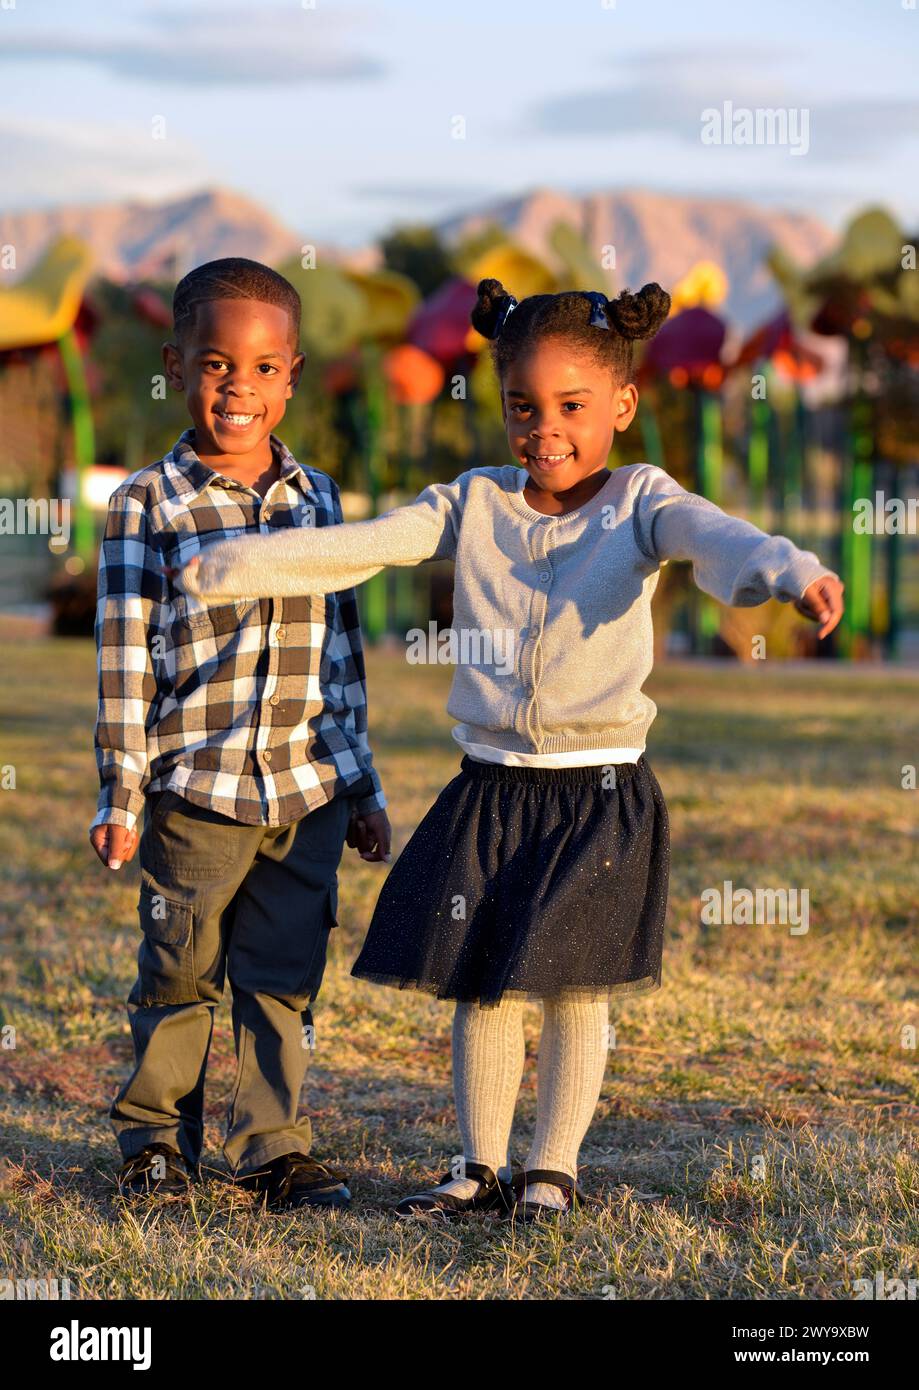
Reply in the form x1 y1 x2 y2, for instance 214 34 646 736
0 184 837 330
0 187 307 284
436 187 838 332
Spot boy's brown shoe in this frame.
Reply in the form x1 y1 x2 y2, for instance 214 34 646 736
237 1153 351 1212
117 1142 197 1198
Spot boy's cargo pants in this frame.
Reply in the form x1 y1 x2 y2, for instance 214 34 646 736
110 787 354 1175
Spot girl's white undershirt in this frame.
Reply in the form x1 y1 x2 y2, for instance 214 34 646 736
451 726 642 767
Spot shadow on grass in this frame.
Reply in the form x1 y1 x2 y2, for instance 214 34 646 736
0 1056 861 1223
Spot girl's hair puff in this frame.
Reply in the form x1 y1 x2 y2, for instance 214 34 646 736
470 278 671 384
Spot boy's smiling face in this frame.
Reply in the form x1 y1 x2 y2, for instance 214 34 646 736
501 336 638 498
162 297 304 476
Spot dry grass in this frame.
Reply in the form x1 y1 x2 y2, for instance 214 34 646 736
0 639 917 1299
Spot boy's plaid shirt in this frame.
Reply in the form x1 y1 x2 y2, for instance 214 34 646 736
91 429 386 832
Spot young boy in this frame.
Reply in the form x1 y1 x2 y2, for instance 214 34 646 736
89 257 391 1211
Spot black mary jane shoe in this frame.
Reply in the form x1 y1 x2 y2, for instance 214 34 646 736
394 1161 512 1221
506 1168 587 1224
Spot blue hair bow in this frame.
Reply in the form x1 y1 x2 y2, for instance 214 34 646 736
490 289 609 338
582 291 610 329
491 294 518 338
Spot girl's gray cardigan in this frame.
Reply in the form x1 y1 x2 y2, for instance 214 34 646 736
180 462 839 757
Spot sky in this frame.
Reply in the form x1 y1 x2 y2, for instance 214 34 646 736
0 0 917 246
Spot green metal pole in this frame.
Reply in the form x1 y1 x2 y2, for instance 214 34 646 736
698 387 723 648
838 386 873 661
850 391 874 655
699 387 723 503
771 386 786 531
639 395 666 472
393 402 415 633
885 462 901 661
747 362 770 531
359 343 388 642
838 435 854 661
797 386 815 555
785 385 806 544
57 325 95 562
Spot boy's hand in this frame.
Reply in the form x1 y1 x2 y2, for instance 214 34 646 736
89 823 139 871
347 808 393 863
795 575 845 639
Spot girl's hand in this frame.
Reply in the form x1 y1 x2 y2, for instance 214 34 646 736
347 809 393 863
159 555 199 585
794 575 845 638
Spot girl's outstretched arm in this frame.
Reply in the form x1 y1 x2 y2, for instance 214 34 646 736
178 474 467 601
633 465 842 613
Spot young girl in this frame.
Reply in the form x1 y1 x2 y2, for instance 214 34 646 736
179 279 844 1223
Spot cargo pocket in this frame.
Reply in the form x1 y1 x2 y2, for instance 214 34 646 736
296 885 339 1002
135 884 198 1007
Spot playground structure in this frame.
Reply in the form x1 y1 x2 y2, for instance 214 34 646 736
0 208 917 655
0 237 97 562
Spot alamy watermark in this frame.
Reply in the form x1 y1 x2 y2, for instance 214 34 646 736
852 492 919 534
701 102 809 156
700 879 810 935
405 622 516 675
853 1268 918 1300
1 1275 72 1299
0 497 70 548
49 1320 150 1370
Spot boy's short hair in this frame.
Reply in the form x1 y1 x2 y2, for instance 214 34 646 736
172 257 302 349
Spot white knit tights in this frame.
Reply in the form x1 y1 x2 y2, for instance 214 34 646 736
429 996 610 1209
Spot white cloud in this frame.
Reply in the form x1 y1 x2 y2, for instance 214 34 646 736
0 116 211 208
525 47 919 163
0 5 386 87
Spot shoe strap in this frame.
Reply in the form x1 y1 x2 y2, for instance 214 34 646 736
462 1160 499 1189
436 1160 498 1193
511 1168 582 1203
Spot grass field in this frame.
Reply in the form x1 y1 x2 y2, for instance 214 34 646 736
1 638 917 1300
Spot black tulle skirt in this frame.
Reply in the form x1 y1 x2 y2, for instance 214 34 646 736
351 754 670 1005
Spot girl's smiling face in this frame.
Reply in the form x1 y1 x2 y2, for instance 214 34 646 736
501 336 638 496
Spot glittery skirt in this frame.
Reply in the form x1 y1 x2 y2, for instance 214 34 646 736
351 754 670 1005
